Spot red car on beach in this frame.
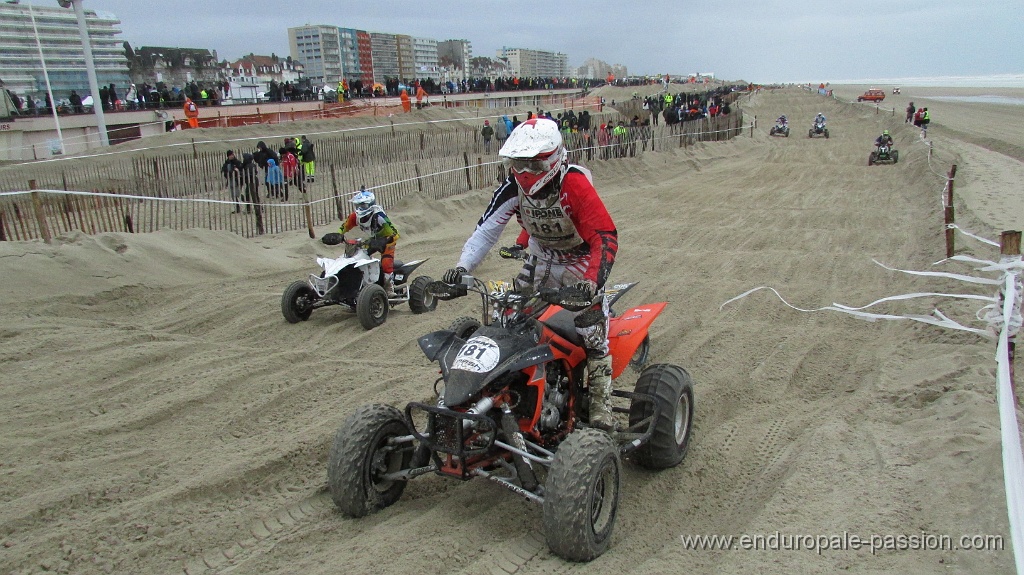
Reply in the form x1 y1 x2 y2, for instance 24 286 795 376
857 89 886 102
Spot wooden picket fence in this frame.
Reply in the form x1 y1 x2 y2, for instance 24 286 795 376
0 109 746 242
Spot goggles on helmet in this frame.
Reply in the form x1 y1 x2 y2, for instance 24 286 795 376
504 150 561 175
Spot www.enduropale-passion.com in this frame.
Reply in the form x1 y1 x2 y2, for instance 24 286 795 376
679 532 1005 555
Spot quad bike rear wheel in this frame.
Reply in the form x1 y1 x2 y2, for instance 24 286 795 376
408 275 438 314
448 316 482 339
628 364 694 469
629 334 651 372
282 281 316 323
328 404 413 517
543 429 621 562
357 284 389 330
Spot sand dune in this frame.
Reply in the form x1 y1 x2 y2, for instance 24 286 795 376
0 85 1020 574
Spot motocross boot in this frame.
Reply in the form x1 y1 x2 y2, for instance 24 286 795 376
587 354 616 431
384 272 397 298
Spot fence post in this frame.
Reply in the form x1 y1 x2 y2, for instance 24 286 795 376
1001 230 1021 399
463 153 472 190
302 189 315 239
28 180 51 244
944 164 957 258
330 164 345 220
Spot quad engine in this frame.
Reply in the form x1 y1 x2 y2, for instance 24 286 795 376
539 364 570 430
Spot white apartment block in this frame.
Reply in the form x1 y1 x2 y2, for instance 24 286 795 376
0 1 129 98
288 25 344 85
497 47 568 78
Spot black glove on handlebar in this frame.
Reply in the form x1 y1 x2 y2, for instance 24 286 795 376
443 266 467 285
539 283 596 312
321 232 344 246
573 281 595 302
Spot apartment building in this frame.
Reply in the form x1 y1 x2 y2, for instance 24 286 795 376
497 47 569 78
288 25 344 85
369 32 399 83
0 1 129 99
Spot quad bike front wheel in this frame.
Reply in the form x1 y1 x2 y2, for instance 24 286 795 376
808 129 813 138
448 316 482 339
282 281 317 323
357 284 389 330
628 364 694 469
328 404 413 517
868 152 877 166
543 428 621 562
408 275 438 314
892 150 899 163
824 129 830 139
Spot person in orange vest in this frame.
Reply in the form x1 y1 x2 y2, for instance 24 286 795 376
415 85 427 109
183 97 199 128
399 89 411 113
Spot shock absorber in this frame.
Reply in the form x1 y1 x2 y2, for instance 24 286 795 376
501 404 538 490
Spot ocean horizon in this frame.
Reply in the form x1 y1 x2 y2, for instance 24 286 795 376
818 73 1024 88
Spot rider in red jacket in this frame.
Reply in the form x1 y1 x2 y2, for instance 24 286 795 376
444 118 619 429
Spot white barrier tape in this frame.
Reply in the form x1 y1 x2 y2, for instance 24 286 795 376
719 285 994 337
946 225 1001 247
0 187 346 207
936 255 1024 276
994 266 1024 575
0 97 602 168
872 258 1003 286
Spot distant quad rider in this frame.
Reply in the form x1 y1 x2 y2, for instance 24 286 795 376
814 112 826 126
777 114 788 126
874 130 894 148
339 188 400 296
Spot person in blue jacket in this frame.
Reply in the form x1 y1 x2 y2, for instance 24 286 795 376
265 158 284 200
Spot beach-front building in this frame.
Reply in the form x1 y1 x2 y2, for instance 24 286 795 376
0 1 130 100
498 47 569 78
288 25 344 86
437 39 472 82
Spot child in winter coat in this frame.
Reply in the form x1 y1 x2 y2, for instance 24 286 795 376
265 158 284 199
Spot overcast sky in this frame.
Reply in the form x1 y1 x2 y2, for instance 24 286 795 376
62 0 1020 84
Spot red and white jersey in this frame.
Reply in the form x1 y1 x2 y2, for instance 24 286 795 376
456 165 618 288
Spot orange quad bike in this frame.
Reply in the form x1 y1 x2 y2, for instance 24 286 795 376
327 275 694 562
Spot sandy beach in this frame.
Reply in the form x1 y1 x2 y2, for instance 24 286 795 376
1 82 1022 574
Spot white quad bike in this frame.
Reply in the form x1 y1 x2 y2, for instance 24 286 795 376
281 234 436 330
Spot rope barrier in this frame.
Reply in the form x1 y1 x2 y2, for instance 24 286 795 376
0 121 756 202
0 99 604 167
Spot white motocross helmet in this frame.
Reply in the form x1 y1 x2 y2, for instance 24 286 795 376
499 118 566 197
352 189 376 219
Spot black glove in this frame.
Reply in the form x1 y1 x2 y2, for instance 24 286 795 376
498 244 526 259
572 280 596 302
443 266 467 285
321 232 344 246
